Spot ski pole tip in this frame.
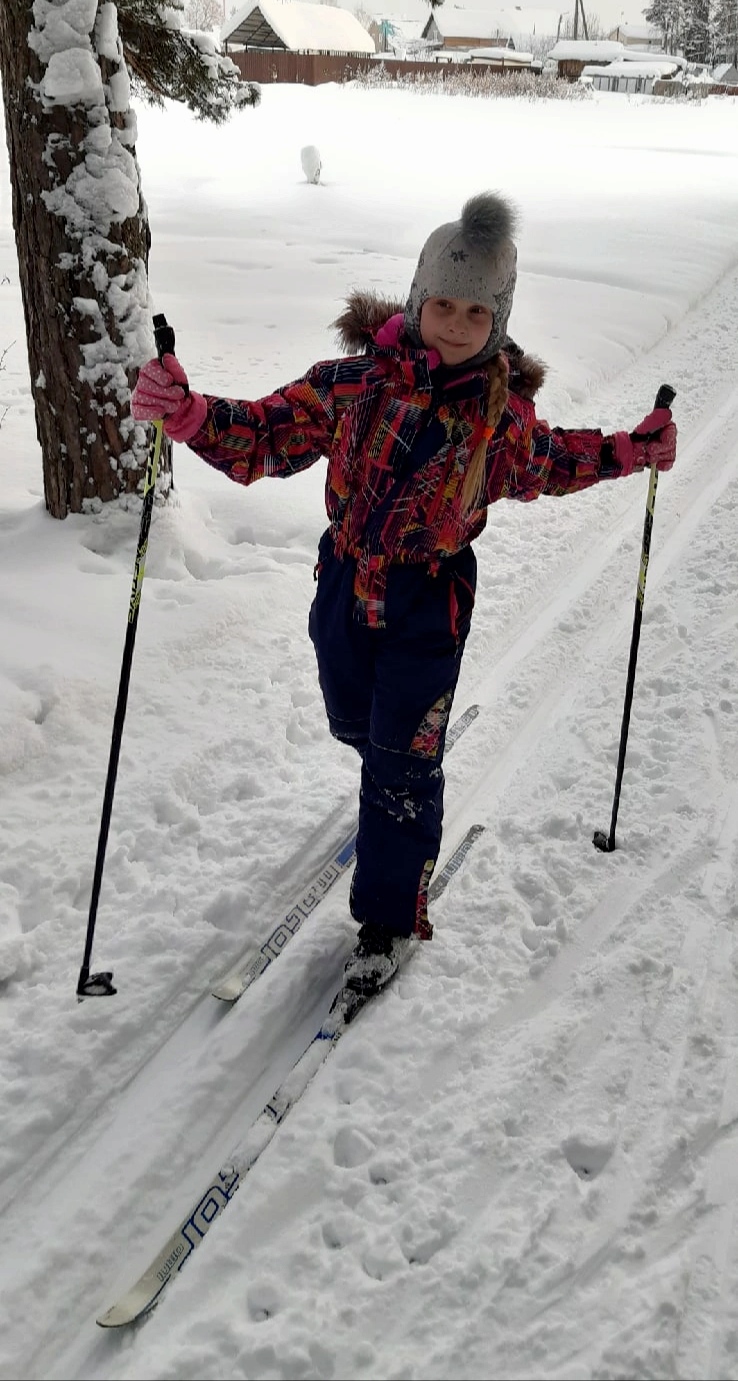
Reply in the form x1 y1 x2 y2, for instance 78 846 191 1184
592 830 616 853
77 970 117 1000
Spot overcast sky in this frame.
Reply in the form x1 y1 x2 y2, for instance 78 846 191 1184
343 1 652 41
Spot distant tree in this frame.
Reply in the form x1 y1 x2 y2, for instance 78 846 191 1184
557 10 606 39
0 0 258 520
644 0 686 53
185 0 224 31
712 0 738 59
527 32 559 57
354 5 374 29
682 0 712 57
646 0 731 59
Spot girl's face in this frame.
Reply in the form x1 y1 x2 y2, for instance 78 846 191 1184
419 296 493 366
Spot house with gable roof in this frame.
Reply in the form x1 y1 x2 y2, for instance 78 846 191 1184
420 6 561 52
548 36 688 86
607 22 664 50
546 39 626 79
222 0 375 56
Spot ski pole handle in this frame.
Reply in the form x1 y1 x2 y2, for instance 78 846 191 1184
654 383 676 411
152 313 189 396
153 312 175 363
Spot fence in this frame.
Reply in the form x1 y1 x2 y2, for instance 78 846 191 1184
653 78 738 96
228 49 531 87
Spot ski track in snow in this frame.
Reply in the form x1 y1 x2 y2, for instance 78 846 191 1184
5 259 738 1381
2 88 738 1381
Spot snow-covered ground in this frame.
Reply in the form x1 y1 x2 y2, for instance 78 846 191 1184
1 81 738 1381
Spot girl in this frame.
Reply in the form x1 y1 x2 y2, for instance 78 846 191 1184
131 193 677 997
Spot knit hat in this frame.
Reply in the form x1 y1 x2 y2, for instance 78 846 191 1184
404 192 518 365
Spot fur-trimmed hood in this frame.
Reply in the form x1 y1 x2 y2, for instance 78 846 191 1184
333 290 546 401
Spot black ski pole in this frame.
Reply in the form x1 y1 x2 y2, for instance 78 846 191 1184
76 314 179 997
593 383 676 855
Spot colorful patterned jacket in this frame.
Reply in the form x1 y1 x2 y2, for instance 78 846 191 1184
186 292 627 627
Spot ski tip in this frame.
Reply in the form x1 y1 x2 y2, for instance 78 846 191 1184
97 1302 147 1329
211 960 260 1003
210 981 243 1003
211 950 271 1003
96 1281 166 1329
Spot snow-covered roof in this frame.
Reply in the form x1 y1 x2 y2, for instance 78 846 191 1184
437 45 534 63
466 46 534 63
548 39 625 62
585 59 679 78
621 48 686 69
713 61 738 82
607 23 662 41
424 7 560 40
222 1 375 54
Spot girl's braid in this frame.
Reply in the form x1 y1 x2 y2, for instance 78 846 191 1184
461 352 510 514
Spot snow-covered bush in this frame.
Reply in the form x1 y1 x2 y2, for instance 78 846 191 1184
354 67 593 102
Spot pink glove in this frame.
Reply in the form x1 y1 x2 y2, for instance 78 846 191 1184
131 354 207 442
612 407 677 476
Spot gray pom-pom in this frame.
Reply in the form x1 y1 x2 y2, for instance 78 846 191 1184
460 193 517 252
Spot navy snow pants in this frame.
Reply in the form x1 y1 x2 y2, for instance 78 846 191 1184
308 531 476 938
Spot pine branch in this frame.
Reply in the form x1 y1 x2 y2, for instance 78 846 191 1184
117 0 259 121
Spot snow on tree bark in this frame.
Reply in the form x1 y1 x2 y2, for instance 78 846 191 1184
0 0 168 518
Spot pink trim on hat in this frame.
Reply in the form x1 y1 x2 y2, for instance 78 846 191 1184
374 313 441 371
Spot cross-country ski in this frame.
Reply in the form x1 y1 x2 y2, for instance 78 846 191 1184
97 824 485 1328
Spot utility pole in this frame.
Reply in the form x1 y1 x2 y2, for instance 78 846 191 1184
573 0 589 40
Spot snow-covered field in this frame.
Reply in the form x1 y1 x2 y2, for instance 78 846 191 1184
1 80 738 1381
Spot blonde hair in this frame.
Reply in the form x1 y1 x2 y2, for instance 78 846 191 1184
461 353 509 514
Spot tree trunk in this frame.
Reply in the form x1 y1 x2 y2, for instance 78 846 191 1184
0 0 171 518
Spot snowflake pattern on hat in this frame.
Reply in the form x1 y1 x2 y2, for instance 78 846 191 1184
404 192 518 366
